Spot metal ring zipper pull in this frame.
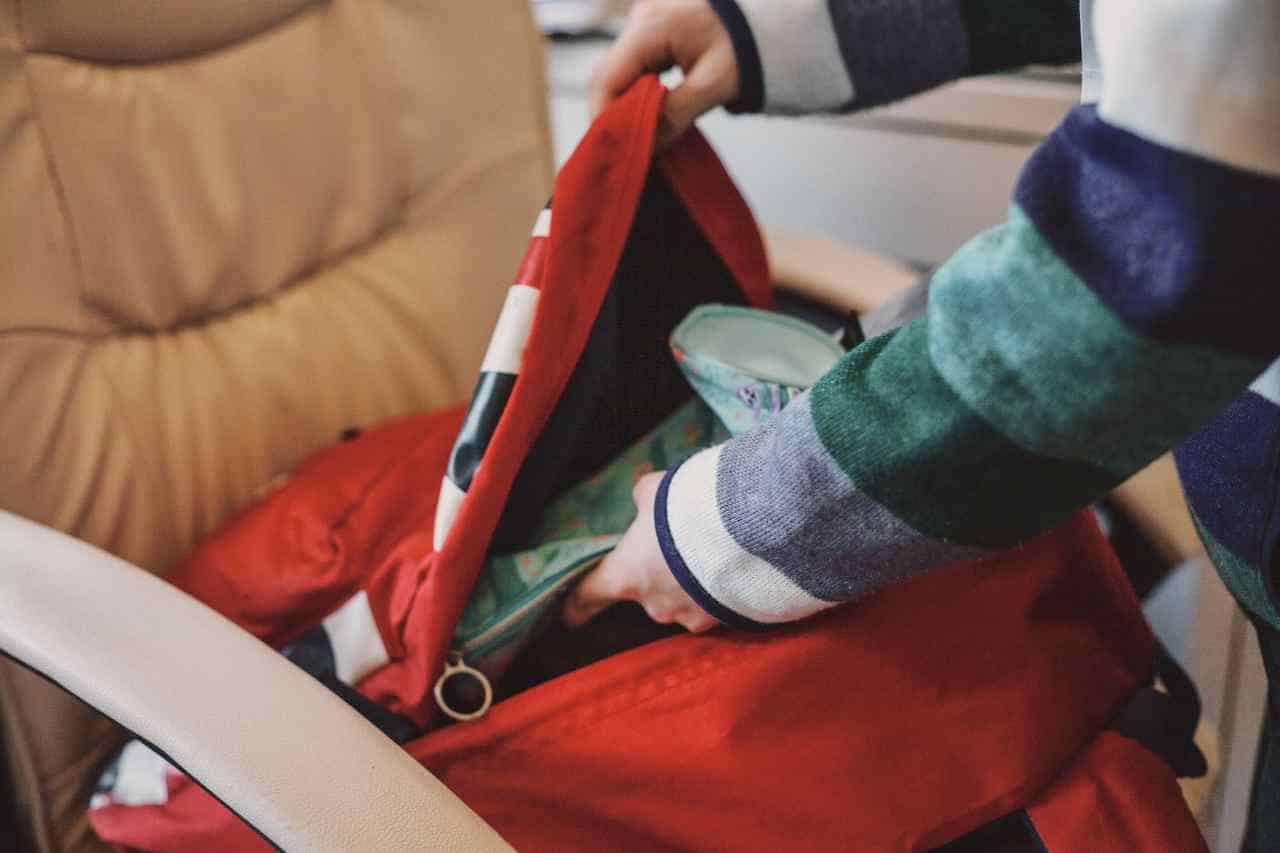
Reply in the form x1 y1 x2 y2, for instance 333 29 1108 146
433 651 494 722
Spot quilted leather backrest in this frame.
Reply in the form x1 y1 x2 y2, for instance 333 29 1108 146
0 0 552 568
0 2 551 849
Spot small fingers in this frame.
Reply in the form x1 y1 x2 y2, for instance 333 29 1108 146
658 41 739 146
669 601 719 633
680 609 719 633
643 597 719 634
589 8 674 116
631 471 664 505
561 554 633 628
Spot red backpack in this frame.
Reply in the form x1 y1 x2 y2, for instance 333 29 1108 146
90 77 1206 852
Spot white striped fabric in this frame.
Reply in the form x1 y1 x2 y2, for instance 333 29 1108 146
1251 358 1280 405
90 742 175 809
531 207 552 238
433 208 550 550
433 475 468 551
322 590 390 686
478 284 541 375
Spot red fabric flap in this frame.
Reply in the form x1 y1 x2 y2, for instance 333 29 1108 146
361 76 771 722
405 513 1155 852
1027 732 1208 853
164 409 464 646
93 513 1165 853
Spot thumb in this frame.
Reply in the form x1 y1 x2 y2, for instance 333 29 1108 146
561 553 630 629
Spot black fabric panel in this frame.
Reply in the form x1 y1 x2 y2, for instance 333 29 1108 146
499 603 683 701
959 0 1082 75
490 167 748 551
930 810 1047 853
446 372 517 492
1097 499 1176 600
0 723 34 851
491 167 751 690
1109 640 1207 779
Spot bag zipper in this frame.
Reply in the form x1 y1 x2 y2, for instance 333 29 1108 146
437 545 614 722
457 553 604 655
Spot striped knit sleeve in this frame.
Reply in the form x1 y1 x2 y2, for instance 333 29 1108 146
708 0 1081 114
657 102 1280 629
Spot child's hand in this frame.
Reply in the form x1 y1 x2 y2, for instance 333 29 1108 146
590 0 740 147
561 472 719 633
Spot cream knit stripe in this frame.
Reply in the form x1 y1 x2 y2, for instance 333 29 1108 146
731 0 855 113
662 443 838 625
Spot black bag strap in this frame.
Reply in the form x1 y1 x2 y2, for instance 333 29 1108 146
1109 638 1208 779
934 639 1206 852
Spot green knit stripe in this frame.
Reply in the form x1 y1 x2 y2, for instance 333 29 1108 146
810 324 1115 547
929 206 1266 478
1195 514 1280 631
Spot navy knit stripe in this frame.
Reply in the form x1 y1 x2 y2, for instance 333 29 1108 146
1175 391 1280 569
708 0 764 113
655 464 769 631
1016 107 1280 362
446 371 517 491
827 0 970 110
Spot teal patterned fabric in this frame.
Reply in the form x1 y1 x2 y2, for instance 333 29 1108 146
454 398 728 676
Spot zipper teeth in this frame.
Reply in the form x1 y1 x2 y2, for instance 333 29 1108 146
457 555 605 653
460 622 527 661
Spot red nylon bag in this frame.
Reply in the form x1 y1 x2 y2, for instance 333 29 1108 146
89 78 1207 852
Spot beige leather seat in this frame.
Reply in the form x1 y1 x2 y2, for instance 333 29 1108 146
0 2 552 849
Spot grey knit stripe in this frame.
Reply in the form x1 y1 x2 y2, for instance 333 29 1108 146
715 392 986 602
1251 358 1280 405
827 0 970 110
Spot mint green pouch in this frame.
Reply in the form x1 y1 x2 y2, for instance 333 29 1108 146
671 304 846 436
438 306 838 720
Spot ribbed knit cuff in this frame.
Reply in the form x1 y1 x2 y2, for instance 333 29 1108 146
707 0 763 113
655 460 768 630
654 439 851 630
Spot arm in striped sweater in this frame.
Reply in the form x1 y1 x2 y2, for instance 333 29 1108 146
658 3 1280 629
709 0 1081 115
